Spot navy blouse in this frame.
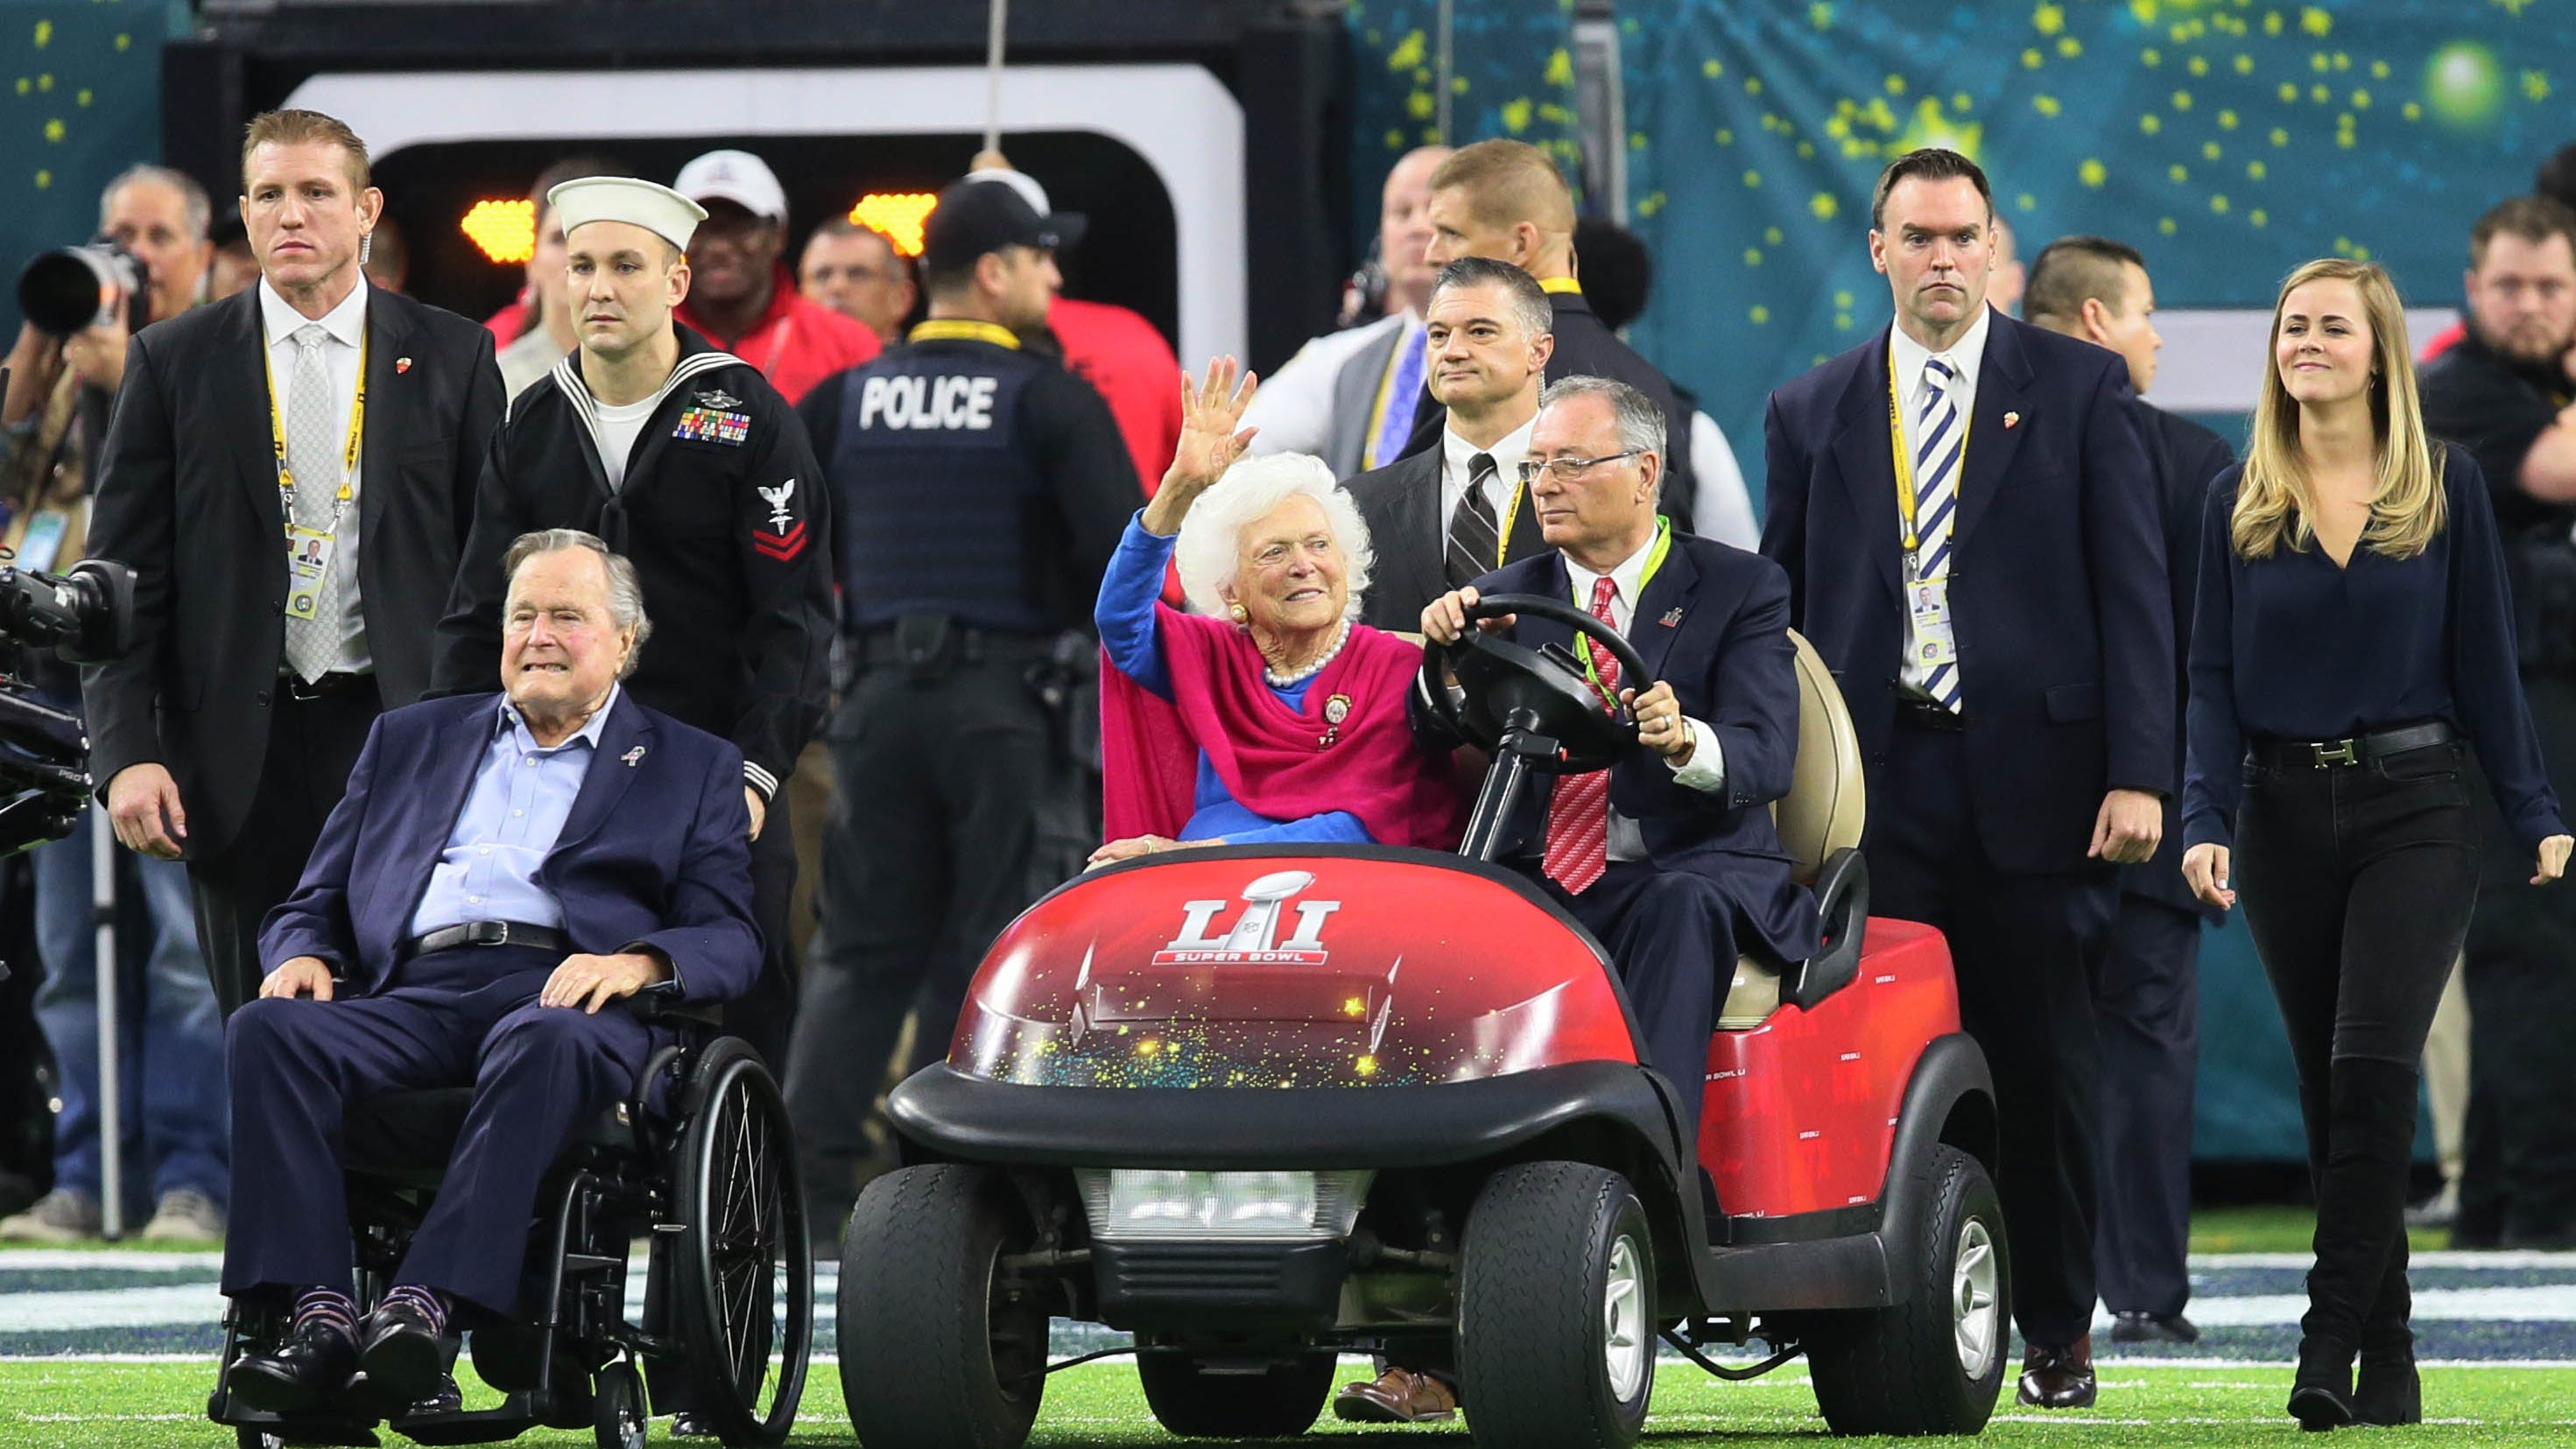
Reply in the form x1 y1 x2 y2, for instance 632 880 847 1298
2182 444 2568 853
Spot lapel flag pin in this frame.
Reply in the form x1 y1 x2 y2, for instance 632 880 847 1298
2002 411 2020 429
622 745 645 767
395 356 412 374
1660 607 1685 628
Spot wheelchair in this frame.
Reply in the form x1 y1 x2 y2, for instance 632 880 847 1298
210 1006 813 1449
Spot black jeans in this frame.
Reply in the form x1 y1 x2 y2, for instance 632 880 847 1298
2236 739 2480 1080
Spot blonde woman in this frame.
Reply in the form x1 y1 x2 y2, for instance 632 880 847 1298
2181 259 2573 1431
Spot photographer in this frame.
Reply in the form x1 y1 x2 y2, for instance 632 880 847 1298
0 165 228 1245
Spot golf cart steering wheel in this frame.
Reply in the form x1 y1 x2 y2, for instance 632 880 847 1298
1420 592 1651 773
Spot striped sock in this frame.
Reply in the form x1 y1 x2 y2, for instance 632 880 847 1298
291 1287 358 1343
381 1284 449 1338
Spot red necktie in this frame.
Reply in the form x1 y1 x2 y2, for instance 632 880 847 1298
1543 574 1622 895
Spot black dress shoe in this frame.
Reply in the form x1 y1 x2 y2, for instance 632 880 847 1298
2016 1335 2097 1409
227 1318 358 1414
2109 1311 2201 1345
357 1300 448 1410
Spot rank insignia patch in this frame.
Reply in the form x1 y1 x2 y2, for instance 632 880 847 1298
673 406 751 445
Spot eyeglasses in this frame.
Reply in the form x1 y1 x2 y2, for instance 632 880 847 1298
1517 449 1647 485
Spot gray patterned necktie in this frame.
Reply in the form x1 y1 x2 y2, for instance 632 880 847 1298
281 323 342 683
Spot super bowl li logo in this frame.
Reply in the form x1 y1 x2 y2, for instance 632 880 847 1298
1153 869 1342 966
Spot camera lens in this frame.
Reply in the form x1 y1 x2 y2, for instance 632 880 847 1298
15 247 126 337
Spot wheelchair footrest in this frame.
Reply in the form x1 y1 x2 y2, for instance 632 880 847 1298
208 1398 383 1446
385 1396 545 1446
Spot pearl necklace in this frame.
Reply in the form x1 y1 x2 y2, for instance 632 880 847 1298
1264 619 1351 688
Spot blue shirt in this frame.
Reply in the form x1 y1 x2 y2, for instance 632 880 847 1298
1095 513 1369 846
2183 450 2567 852
410 686 619 936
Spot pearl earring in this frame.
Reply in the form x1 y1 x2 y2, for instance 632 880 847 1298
1228 602 1249 624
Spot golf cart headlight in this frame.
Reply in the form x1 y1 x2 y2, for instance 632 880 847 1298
1079 1169 1373 1241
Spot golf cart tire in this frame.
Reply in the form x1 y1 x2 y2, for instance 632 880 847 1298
1456 1161 1656 1449
837 1164 1045 1449
1137 1351 1335 1438
1803 1145 2009 1436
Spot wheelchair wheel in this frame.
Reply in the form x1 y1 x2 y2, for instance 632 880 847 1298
594 1359 647 1449
673 1039 813 1446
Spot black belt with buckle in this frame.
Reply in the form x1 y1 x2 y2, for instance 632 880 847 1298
285 671 373 702
1891 695 1966 733
404 919 571 960
2250 720 2456 770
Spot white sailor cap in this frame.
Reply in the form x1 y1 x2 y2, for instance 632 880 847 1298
546 176 708 254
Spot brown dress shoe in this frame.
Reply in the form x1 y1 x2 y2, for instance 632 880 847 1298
2016 1333 2098 1409
1332 1367 1459 1423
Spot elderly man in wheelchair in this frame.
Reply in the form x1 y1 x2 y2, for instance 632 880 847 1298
210 529 810 1448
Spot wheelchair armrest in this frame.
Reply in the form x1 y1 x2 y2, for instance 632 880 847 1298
1786 847 1869 1010
625 989 721 1028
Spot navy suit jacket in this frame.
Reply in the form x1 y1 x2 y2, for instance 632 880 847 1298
259 691 762 1002
1761 310 2173 876
2124 401 2236 918
1408 531 1821 964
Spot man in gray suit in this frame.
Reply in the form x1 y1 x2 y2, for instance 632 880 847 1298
1342 257 1553 632
1242 145 1449 475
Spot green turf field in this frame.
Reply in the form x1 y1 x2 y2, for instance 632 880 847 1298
3 1359 2573 1448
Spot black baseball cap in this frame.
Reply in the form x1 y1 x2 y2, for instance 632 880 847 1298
919 179 1086 273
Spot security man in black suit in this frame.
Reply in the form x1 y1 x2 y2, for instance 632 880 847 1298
2027 235 2237 1346
1762 151 2171 1410
84 109 504 1016
1396 140 1698 533
432 177 834 1073
1345 257 1554 632
784 177 1141 1224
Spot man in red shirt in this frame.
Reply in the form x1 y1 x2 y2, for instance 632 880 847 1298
672 148 880 404
969 162 1182 491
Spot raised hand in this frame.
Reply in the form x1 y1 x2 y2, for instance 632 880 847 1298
1144 356 1261 535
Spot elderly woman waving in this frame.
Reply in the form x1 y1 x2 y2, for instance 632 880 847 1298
1092 360 1463 864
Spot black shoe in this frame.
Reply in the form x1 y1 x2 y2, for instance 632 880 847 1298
2354 1348 2421 1426
227 1317 359 1414
2290 1337 2358 1432
2108 1311 2200 1345
356 1299 448 1410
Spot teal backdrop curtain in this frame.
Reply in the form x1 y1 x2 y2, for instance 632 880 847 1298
0 0 179 338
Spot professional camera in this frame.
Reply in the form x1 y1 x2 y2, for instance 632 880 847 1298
14 240 147 339
0 555 135 860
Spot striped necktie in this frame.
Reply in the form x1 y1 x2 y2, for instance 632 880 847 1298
1446 452 1501 587
1913 355 1963 711
1542 575 1622 895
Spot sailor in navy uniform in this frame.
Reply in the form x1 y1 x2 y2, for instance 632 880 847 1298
433 177 833 1069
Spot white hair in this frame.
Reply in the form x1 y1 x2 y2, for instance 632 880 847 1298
1172 453 1375 621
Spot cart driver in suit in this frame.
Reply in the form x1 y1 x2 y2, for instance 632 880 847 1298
1341 376 1819 1424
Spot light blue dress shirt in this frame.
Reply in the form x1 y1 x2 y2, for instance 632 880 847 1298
410 686 618 937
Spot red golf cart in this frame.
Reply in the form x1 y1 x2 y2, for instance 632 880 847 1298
836 596 2008 1448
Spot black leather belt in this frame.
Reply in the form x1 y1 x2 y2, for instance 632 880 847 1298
285 671 373 701
855 625 1054 666
1891 695 1965 733
2249 721 2455 770
404 919 570 960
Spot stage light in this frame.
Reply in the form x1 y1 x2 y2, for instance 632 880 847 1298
461 198 537 264
849 193 939 257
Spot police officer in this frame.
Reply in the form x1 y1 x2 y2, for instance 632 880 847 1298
432 177 834 1072
786 178 1141 1221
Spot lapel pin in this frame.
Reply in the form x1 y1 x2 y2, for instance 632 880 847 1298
395 356 412 374
2002 411 2020 429
1659 607 1685 628
622 745 644 767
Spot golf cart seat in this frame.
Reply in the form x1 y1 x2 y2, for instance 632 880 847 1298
1717 630 1869 1029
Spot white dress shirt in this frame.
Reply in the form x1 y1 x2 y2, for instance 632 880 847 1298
1439 414 1535 546
1884 305 1990 702
1560 531 1726 861
258 278 372 673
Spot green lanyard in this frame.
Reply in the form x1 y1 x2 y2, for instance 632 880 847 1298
1570 517 1672 698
